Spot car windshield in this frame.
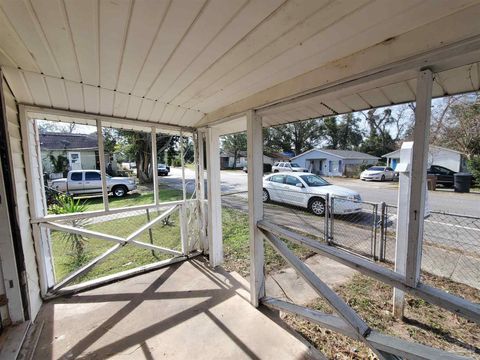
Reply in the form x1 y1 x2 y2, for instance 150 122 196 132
299 174 330 187
290 163 300 168
368 166 385 171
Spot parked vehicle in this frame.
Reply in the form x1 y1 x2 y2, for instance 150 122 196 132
272 162 308 173
263 173 362 216
158 163 170 176
51 170 137 197
360 166 396 181
427 165 475 187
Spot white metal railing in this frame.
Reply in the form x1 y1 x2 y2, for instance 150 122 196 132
257 220 478 359
36 200 201 296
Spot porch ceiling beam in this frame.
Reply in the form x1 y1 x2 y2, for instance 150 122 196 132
197 32 480 127
257 220 480 324
20 105 194 133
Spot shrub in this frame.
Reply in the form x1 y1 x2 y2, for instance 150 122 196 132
467 156 480 185
49 195 89 268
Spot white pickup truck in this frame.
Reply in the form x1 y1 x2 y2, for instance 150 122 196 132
51 170 137 197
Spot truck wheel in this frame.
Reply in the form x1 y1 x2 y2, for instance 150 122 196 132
112 185 127 197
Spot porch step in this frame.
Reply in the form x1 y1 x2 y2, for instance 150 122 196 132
33 257 324 359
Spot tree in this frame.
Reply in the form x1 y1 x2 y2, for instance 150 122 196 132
438 96 480 158
323 115 363 150
222 132 247 168
48 151 69 174
264 119 323 155
117 130 153 183
360 109 398 157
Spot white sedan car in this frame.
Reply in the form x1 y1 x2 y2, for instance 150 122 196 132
360 166 396 181
263 173 362 216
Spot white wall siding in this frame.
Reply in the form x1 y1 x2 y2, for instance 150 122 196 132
428 148 461 172
3 81 42 320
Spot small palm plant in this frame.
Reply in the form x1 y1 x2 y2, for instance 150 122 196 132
50 194 89 268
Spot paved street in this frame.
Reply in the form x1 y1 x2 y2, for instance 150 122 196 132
163 167 480 216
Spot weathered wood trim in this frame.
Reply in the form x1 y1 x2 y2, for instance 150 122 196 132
125 205 178 242
247 110 265 307
21 105 194 133
262 297 469 360
258 220 480 324
406 69 433 287
41 222 126 245
206 127 223 266
260 230 370 337
31 199 190 223
96 120 109 211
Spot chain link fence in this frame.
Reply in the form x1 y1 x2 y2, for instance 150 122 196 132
329 198 380 259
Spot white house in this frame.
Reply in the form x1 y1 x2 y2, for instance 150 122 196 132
383 145 468 172
291 149 379 177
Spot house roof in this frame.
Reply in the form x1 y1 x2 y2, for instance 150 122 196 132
1 1 480 132
39 132 98 150
292 149 379 161
382 145 464 158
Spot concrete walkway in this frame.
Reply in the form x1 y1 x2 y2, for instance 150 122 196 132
34 257 323 359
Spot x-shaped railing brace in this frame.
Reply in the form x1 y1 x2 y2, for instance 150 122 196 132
41 205 183 293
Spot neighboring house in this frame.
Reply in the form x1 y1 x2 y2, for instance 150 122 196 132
220 151 247 169
40 133 98 176
263 152 292 165
383 145 468 172
291 149 379 177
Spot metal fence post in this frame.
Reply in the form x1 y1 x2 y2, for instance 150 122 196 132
329 196 334 245
372 204 378 261
146 208 156 257
379 202 386 262
324 193 330 244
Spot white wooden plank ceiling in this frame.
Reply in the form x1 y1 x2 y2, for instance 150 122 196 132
1 0 480 130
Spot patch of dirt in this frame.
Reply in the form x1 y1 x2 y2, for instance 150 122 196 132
282 273 480 359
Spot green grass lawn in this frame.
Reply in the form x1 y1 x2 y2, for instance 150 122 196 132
50 198 313 285
221 207 316 277
51 210 182 283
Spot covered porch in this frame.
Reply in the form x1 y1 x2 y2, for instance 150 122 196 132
1 1 480 358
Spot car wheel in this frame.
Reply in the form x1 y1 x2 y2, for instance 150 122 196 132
309 198 325 216
112 185 127 197
381 175 385 182
262 189 270 203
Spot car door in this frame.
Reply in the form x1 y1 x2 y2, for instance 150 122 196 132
84 171 102 193
267 174 285 201
68 171 84 193
284 175 305 206
385 167 395 180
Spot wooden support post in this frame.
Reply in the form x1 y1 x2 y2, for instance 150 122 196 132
97 120 109 211
179 130 188 253
247 110 265 306
151 128 159 206
393 69 433 317
196 130 207 251
206 127 223 266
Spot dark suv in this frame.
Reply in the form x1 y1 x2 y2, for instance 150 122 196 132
157 164 170 176
427 165 475 187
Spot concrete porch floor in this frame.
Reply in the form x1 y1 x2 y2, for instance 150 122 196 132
33 257 323 359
